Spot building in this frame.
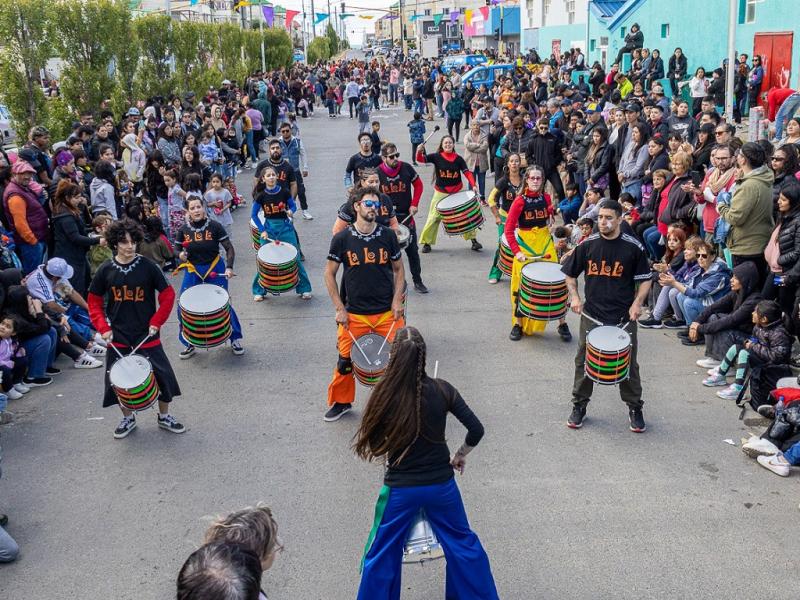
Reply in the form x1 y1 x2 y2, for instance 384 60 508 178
520 0 588 59
466 6 521 54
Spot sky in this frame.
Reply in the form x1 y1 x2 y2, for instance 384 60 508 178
284 0 395 45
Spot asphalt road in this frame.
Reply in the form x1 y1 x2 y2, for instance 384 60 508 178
1 69 798 598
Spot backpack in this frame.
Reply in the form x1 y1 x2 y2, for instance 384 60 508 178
762 386 800 449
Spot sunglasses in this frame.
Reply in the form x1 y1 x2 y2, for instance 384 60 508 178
697 253 709 258
386 153 400 159
771 156 785 162
714 131 726 135
361 200 380 208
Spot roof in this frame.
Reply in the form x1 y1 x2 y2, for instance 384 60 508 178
589 0 625 20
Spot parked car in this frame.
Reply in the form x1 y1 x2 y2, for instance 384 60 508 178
440 54 487 74
0 105 15 147
461 63 516 88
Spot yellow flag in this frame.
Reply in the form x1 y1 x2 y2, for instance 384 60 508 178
358 14 374 19
465 8 472 25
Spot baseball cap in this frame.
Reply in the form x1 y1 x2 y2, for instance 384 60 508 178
222 79 231 85
584 103 599 114
11 161 36 175
560 99 571 106
126 107 141 117
46 257 74 280
624 102 642 112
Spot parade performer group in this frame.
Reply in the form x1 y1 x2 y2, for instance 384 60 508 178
333 168 399 234
505 165 572 342
87 219 185 439
487 153 523 283
324 186 406 422
175 196 245 358
416 135 483 253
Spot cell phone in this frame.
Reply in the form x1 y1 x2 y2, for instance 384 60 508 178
690 170 702 186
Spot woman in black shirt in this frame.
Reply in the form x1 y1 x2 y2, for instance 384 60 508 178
353 326 499 600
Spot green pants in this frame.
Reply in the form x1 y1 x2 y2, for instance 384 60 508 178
418 189 477 246
488 219 506 281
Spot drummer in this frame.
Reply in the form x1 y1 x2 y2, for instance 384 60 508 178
324 186 406 422
344 133 382 189
505 165 572 343
175 196 244 359
415 135 483 253
251 165 312 301
87 218 185 439
332 168 399 234
487 153 524 284
378 143 428 294
561 199 651 432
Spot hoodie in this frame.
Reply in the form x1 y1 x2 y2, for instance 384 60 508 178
696 261 762 335
89 177 118 219
122 133 146 183
718 165 775 256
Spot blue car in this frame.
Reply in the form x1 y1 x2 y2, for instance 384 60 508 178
461 63 516 88
440 54 487 74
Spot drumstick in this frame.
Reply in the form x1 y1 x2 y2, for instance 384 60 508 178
110 344 125 359
581 312 604 327
400 214 413 225
421 125 441 147
131 334 152 355
347 329 372 366
433 360 439 378
376 319 396 356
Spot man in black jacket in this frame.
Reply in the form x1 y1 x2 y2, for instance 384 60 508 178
526 118 565 201
614 23 644 65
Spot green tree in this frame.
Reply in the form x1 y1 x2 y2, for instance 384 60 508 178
307 37 331 65
134 14 174 99
0 0 53 134
115 15 140 106
325 23 340 56
262 29 293 71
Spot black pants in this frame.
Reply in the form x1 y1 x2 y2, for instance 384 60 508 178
0 358 27 392
615 45 637 66
464 109 471 128
294 169 308 210
411 142 420 164
398 213 422 284
544 168 565 201
348 97 359 118
447 115 462 141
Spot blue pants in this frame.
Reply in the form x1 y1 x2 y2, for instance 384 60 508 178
622 180 643 203
358 478 499 600
245 130 257 162
784 440 800 465
21 329 56 378
642 226 664 260
18 241 46 275
179 260 243 347
66 304 94 341
0 525 18 563
676 293 705 324
473 167 487 200
252 219 312 296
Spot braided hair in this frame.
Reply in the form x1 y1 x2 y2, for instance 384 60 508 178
353 326 427 464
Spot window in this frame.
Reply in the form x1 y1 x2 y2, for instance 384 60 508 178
443 7 449 14
543 0 551 26
460 7 466 13
526 0 535 28
567 0 575 25
620 26 626 38
590 39 596 52
600 36 608 46
661 23 669 38
424 8 430 15
740 0 764 23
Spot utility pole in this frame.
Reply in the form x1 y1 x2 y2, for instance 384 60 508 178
166 0 171 17
310 0 316 38
725 0 737 124
399 0 406 56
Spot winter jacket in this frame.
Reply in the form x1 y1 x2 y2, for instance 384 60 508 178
643 151 669 185
570 120 606 166
646 57 665 80
584 142 613 183
157 137 181 167
407 119 426 144
708 76 726 106
659 173 694 226
445 95 464 120
668 54 688 79
775 208 800 282
52 210 98 267
463 131 489 172
718 165 775 256
749 320 793 365
501 128 534 159
682 257 731 303
696 262 760 334
673 258 701 284
89 177 118 219
525 131 563 173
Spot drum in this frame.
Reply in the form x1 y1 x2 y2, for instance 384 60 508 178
436 191 484 236
109 355 159 412
250 212 265 251
350 333 391 386
585 326 632 385
497 234 514 277
179 284 233 348
396 224 411 250
517 262 568 321
402 509 444 564
257 241 299 295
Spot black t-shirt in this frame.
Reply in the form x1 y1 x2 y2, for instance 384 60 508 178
561 232 651 324
254 159 296 192
378 162 419 215
345 152 382 181
255 186 293 219
88 255 169 346
422 152 468 190
384 377 484 488
176 218 229 265
514 192 550 229
336 193 395 227
328 225 401 315
493 175 523 212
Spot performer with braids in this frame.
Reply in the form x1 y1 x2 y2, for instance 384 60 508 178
487 152 524 283
353 326 498 599
416 135 483 253
505 164 572 342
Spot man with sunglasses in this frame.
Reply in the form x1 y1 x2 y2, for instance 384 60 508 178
277 123 313 220
378 143 427 293
344 133 382 189
324 186 406 422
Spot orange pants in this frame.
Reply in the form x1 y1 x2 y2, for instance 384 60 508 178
327 311 405 407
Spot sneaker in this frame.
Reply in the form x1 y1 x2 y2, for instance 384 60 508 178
74 353 103 369
488 278 499 284
471 239 483 252
702 373 728 387
113 415 137 439
302 210 314 220
93 332 108 347
421 243 431 253
179 346 196 360
696 357 721 369
254 295 266 302
707 366 727 377
742 435 780 458
557 322 572 342
567 405 586 429
323 402 352 422
301 292 312 300
677 329 690 339
6 388 22 401
638 317 663 329
509 324 522 341
13 383 30 394
757 453 791 477
681 336 704 346
89 344 107 356
23 376 52 387
662 319 686 329
716 384 743 400
46 367 62 376
629 407 646 433
231 339 244 355
756 405 775 420
413 281 429 294
157 413 186 434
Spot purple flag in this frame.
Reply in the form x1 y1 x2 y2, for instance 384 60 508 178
262 6 274 26
450 11 458 23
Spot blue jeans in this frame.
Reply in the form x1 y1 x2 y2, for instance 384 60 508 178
622 180 643 203
643 226 664 260
404 94 413 110
473 167 486 200
157 196 169 234
245 130 256 162
676 293 705 324
784 440 800 465
179 260 243 347
18 241 46 275
21 329 56 378
0 525 18 563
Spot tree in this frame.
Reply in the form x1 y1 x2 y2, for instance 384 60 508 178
325 23 340 57
262 29 293 71
134 14 174 99
307 37 331 65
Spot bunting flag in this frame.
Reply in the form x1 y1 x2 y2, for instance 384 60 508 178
190 0 198 5
284 8 299 28
234 1 250 8
432 13 442 26
358 14 374 19
262 5 274 26
464 8 472 25
339 12 354 18
314 12 329 24
478 6 489 21
450 12 458 23
408 14 420 21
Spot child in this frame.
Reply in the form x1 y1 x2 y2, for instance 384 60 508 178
370 121 382 156
199 130 223 175
619 191 640 226
407 111 426 166
0 316 27 400
552 225 574 262
87 214 114 277
576 217 594 244
578 187 603 221
356 95 371 134
138 216 175 270
204 173 234 238
287 113 301 138
219 127 241 180
163 168 187 241
224 176 245 210
640 234 700 328
702 300 793 399
557 182 582 224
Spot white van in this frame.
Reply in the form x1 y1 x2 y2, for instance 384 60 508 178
0 105 15 146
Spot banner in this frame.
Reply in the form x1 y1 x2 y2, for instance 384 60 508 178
478 6 489 21
433 13 442 26
262 5 274 26
314 12 329 24
450 12 458 23
284 8 299 28
409 14 420 21
464 9 472 25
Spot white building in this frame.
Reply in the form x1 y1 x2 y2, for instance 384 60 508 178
520 0 589 58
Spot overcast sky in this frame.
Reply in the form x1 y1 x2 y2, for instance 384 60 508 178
275 0 394 45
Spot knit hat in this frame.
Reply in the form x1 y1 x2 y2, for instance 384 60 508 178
56 150 74 167
11 161 35 174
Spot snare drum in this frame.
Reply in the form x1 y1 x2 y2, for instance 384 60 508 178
250 213 265 251
497 234 514 276
437 191 484 236
179 284 233 348
257 241 300 295
350 333 391 386
585 326 632 385
396 224 411 250
109 355 159 412
402 509 444 564
517 262 568 321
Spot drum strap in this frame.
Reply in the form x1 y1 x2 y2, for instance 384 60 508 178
516 235 547 257
174 255 221 282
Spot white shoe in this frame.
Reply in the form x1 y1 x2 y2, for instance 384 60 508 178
74 353 103 369
13 383 30 394
93 333 108 348
742 435 780 458
696 357 721 369
6 388 22 400
301 292 312 300
302 210 314 220
254 295 265 302
757 453 791 477
89 344 107 356
488 278 499 284
707 366 726 377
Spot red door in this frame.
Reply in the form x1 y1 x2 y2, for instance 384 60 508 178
753 32 793 109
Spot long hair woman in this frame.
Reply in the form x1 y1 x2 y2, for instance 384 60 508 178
487 152 523 283
505 164 571 342
353 326 498 600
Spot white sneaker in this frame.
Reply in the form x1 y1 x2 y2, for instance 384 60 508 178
254 295 265 302
742 435 780 458
488 278 499 284
13 383 30 394
89 344 107 356
301 292 312 300
74 353 103 369
93 333 108 348
696 357 721 369
231 339 244 356
757 453 791 477
6 388 22 400
302 210 314 220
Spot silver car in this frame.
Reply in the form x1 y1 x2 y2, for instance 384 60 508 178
0 105 15 147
